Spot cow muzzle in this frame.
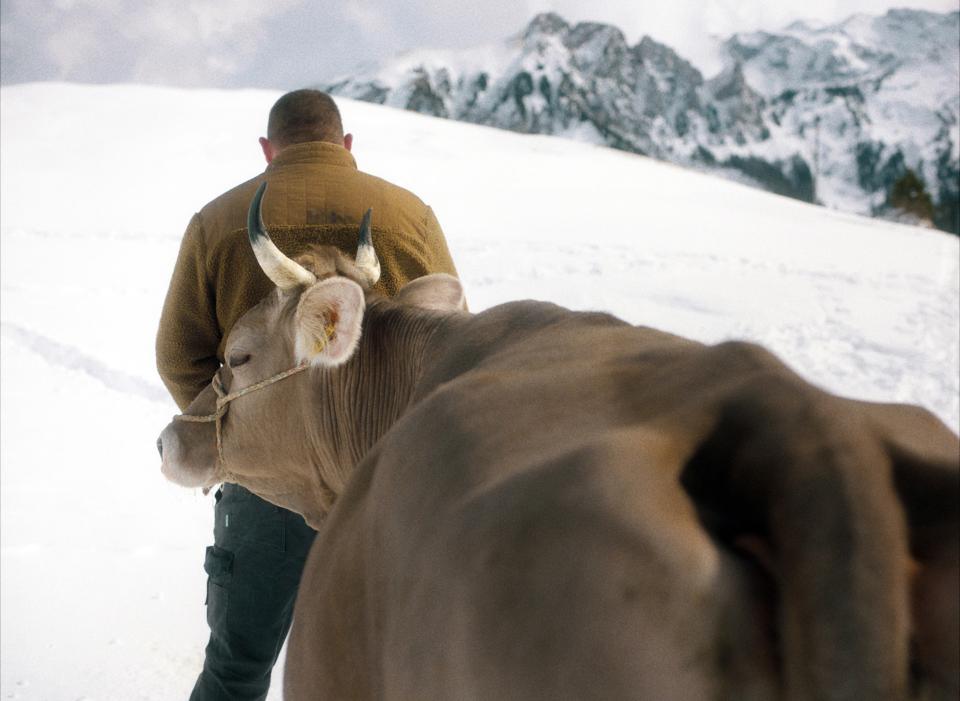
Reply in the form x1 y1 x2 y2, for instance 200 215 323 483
159 362 312 488
158 420 218 489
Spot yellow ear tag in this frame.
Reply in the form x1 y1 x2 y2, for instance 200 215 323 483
312 322 338 355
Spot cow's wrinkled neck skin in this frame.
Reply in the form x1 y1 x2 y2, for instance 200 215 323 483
291 298 452 524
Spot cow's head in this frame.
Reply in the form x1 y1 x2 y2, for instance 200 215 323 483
158 182 465 526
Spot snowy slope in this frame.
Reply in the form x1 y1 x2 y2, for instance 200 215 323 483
1 82 958 701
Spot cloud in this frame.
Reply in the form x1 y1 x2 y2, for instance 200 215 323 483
2 0 957 87
1 0 304 86
340 1 393 37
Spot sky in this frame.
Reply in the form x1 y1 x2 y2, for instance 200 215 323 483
1 0 958 89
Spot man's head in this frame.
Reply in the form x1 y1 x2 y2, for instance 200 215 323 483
259 89 353 163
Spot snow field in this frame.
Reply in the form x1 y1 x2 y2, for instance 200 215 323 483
1 82 957 700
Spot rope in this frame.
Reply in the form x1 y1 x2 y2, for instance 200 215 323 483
173 362 313 472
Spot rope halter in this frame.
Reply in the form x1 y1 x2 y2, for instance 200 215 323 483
172 362 312 475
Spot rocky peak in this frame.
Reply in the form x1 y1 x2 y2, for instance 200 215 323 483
321 9 960 235
635 36 703 85
635 35 704 110
704 61 767 142
563 21 631 76
856 8 959 65
523 12 570 40
565 21 627 51
709 62 751 102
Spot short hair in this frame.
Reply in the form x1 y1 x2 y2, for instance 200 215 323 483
266 89 345 148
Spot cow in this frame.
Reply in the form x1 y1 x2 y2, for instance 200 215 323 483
158 182 959 701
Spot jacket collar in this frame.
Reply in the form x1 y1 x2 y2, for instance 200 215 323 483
266 141 358 171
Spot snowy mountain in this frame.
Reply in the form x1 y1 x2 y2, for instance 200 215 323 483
323 9 960 235
1 82 957 700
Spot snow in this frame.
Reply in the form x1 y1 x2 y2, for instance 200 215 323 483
1 82 958 701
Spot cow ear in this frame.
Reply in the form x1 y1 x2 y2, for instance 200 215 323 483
856 401 960 551
295 278 365 367
395 274 467 312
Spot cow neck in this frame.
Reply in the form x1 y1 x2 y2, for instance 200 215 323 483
303 300 444 492
355 300 442 451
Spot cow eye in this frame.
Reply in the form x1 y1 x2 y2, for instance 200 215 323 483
228 352 251 369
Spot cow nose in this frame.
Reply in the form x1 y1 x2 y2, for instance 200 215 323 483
157 436 163 458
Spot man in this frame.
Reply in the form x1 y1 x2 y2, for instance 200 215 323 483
156 89 460 700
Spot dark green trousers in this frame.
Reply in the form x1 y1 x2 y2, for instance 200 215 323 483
190 484 317 701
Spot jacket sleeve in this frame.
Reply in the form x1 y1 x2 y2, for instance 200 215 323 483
156 213 221 410
422 206 460 278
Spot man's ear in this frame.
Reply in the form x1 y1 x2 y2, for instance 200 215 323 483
295 278 366 366
395 274 467 312
259 137 278 164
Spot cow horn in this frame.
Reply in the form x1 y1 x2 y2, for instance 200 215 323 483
247 182 317 291
354 208 381 288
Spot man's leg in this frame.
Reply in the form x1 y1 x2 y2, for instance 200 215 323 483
190 484 317 701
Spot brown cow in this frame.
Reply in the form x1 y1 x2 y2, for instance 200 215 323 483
159 183 959 701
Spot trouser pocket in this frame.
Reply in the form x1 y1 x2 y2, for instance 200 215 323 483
203 545 233 632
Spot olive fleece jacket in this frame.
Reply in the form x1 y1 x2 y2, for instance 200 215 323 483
156 141 460 410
